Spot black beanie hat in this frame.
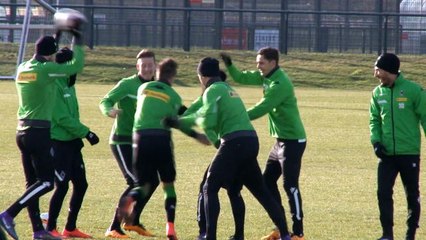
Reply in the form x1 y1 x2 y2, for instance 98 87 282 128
197 57 220 77
35 36 57 56
375 53 400 74
56 47 73 63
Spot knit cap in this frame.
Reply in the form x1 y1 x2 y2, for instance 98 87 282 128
35 36 58 56
375 53 400 74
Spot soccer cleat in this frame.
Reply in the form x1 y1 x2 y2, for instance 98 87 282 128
105 229 129 238
48 229 66 238
123 223 155 236
261 229 280 240
0 211 19 240
33 230 62 240
62 228 92 238
166 222 178 240
281 235 292 240
377 237 393 240
291 233 305 240
196 233 206 240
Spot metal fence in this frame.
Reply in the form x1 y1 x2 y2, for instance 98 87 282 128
1 2 426 55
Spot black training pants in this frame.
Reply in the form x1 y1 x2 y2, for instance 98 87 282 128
203 136 288 240
263 139 306 236
9 128 55 232
377 155 420 239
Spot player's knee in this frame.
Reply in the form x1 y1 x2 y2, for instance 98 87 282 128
163 184 176 199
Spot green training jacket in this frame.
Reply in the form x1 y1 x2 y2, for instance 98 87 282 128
99 74 150 144
180 80 254 144
15 46 84 130
370 73 426 155
226 64 306 140
51 76 89 141
133 80 193 135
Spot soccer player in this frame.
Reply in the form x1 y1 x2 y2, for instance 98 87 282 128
46 47 99 239
173 57 291 240
186 70 246 240
0 32 84 240
100 49 159 238
121 58 210 240
370 53 426 240
220 48 307 240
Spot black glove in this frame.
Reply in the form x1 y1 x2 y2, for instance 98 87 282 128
178 105 188 116
220 53 232 67
85 131 99 145
162 116 179 128
373 142 386 159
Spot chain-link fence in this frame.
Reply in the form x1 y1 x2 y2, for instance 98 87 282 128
1 0 426 54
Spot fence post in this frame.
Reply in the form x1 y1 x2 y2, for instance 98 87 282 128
383 15 388 54
279 0 288 54
376 0 383 55
183 0 191 52
214 0 224 49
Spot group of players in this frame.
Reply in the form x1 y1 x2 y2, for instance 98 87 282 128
0 26 307 240
98 47 307 240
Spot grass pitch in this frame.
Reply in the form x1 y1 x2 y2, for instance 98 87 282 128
0 81 425 240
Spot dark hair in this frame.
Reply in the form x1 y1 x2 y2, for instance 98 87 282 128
257 47 279 63
136 49 155 61
158 58 178 81
197 57 220 77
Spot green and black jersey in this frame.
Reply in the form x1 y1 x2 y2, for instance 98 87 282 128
370 73 426 155
134 80 192 134
180 79 254 144
51 76 89 141
15 46 84 130
226 65 306 140
99 74 151 144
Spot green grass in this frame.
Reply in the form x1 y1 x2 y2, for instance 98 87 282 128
0 81 425 240
2 42 426 90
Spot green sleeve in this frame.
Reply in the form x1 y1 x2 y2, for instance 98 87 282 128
247 79 288 120
182 96 202 116
369 91 382 144
44 45 85 75
53 103 89 138
227 64 263 85
99 80 128 116
414 87 426 136
196 87 222 143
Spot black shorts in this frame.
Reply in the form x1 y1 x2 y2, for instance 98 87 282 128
133 131 175 184
51 139 86 182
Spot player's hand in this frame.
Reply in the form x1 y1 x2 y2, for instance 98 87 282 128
178 105 188 116
220 52 232 67
85 131 99 145
373 142 386 159
162 116 180 128
195 133 211 146
108 108 122 118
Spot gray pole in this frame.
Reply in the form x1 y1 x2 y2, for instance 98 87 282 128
16 0 32 67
